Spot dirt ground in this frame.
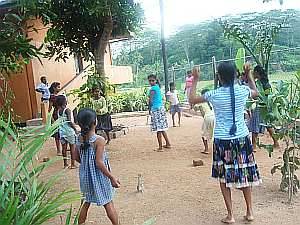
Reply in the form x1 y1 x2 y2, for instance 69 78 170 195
41 115 300 225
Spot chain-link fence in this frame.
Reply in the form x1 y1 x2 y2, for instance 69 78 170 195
165 47 300 90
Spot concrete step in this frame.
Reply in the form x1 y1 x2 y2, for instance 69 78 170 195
26 118 43 127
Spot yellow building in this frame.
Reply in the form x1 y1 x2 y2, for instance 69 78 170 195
2 17 133 123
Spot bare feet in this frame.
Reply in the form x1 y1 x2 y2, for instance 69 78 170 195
221 216 235 224
244 215 254 222
273 142 280 149
163 145 171 149
156 148 164 152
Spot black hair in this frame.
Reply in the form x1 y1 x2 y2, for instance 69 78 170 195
40 76 46 82
169 82 175 88
187 70 192 75
55 95 67 107
253 65 271 91
217 62 237 136
49 82 60 94
77 108 97 150
148 74 161 87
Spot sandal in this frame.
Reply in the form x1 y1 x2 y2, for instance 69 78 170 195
68 165 78 169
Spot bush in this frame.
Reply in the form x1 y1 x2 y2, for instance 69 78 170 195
107 89 149 114
0 114 80 225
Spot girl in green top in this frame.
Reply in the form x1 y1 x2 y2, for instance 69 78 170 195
92 89 113 144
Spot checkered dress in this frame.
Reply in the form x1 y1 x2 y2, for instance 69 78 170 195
77 134 114 206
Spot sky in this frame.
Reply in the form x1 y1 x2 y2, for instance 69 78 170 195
137 0 300 35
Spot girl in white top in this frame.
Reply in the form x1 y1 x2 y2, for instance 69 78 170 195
166 82 182 127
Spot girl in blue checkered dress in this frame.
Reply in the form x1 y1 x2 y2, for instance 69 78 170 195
74 108 120 225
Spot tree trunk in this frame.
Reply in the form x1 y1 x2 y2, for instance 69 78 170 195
94 15 113 77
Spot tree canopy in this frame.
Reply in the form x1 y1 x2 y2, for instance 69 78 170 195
41 0 144 75
114 9 300 85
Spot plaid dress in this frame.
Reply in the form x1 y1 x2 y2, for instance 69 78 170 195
77 134 114 206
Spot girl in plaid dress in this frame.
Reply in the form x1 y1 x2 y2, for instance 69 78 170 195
74 108 120 225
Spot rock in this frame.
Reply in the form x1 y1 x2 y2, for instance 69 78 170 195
193 159 204 167
43 157 50 162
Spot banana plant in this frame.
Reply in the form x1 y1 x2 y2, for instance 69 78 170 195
258 71 300 203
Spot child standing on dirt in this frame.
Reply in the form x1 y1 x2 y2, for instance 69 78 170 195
199 89 215 154
166 82 182 127
74 108 120 225
56 95 77 169
91 88 113 144
148 74 171 151
189 63 261 224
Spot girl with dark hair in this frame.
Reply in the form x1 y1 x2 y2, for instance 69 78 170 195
92 88 113 144
199 88 215 154
56 95 77 169
48 82 61 155
189 63 261 224
248 65 279 150
74 108 120 225
148 74 171 151
185 70 194 108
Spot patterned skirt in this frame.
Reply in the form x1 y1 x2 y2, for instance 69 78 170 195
212 136 261 188
150 107 169 132
96 114 113 132
248 107 265 134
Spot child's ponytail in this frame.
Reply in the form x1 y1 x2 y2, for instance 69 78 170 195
217 62 237 136
77 108 97 150
81 125 91 150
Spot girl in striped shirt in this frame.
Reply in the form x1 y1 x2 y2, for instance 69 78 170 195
190 62 261 224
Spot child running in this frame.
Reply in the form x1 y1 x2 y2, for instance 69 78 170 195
166 82 182 127
148 74 171 151
56 95 77 169
74 108 120 225
189 63 261 224
199 89 215 154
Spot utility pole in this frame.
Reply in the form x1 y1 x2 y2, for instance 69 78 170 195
159 0 169 95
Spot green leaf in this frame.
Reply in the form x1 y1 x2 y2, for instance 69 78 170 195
235 48 245 74
142 218 156 225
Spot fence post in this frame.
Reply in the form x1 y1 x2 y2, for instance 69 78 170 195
172 66 175 84
212 56 218 89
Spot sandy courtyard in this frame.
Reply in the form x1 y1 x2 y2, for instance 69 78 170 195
41 115 300 225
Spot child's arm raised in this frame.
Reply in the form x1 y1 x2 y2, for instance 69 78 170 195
189 66 207 105
243 63 259 98
95 138 120 188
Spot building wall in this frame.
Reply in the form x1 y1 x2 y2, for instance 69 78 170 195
5 63 38 122
4 18 128 122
